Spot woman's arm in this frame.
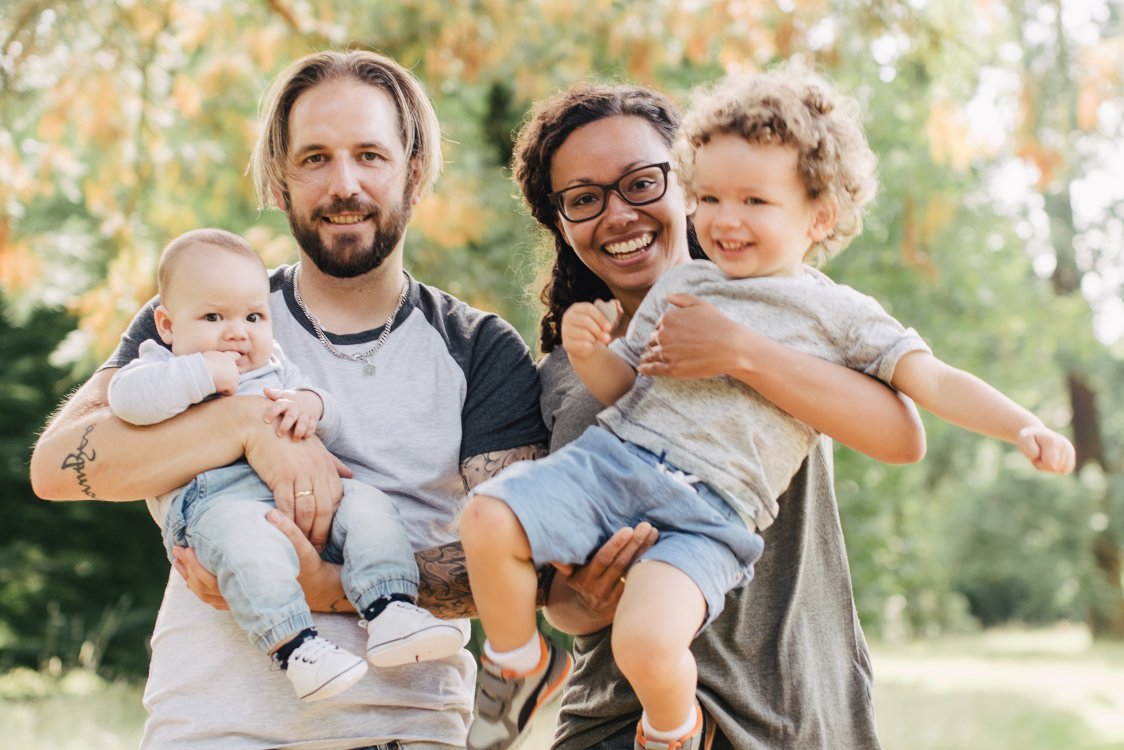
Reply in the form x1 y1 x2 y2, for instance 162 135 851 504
638 293 926 463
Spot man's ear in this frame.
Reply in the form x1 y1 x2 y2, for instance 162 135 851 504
272 183 288 212
154 305 175 346
408 159 424 206
809 197 839 242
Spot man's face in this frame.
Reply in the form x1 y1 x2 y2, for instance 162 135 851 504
281 78 417 278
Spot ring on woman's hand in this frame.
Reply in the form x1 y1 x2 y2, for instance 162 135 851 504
619 576 627 585
295 490 314 498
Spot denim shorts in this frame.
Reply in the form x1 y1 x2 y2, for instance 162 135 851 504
472 426 764 625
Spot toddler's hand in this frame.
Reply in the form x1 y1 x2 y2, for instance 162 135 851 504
562 301 616 359
263 388 323 441
1017 425 1076 474
203 351 241 395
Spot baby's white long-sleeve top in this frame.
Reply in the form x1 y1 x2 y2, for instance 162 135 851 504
107 339 341 446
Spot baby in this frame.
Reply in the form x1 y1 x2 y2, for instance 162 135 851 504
108 228 463 702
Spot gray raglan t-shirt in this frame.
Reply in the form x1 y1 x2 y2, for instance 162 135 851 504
105 265 547 750
541 346 881 750
603 260 929 530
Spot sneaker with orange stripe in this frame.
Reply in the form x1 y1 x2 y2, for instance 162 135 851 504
634 703 705 750
466 635 572 750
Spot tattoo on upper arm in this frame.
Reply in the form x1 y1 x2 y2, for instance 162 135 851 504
60 424 98 500
459 443 546 493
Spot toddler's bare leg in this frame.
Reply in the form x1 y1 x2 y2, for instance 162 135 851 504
461 494 539 650
611 561 705 731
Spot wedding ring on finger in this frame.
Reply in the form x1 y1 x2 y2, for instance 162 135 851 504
295 490 314 499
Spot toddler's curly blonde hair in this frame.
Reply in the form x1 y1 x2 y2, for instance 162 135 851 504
675 63 878 260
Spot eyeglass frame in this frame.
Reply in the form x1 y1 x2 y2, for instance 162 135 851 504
547 162 672 223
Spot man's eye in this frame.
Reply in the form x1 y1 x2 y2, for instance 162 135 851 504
359 152 383 162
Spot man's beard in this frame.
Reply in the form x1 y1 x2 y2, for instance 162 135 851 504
289 192 412 279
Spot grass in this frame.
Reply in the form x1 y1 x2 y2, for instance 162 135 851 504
3 625 1123 750
0 668 146 750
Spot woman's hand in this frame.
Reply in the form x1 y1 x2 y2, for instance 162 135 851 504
639 293 743 379
545 522 658 634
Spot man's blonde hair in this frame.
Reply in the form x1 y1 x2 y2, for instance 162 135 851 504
676 62 878 259
249 49 443 210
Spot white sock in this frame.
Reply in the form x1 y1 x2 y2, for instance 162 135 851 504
483 632 542 673
641 705 698 743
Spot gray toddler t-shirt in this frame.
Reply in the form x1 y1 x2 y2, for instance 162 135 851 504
541 345 881 750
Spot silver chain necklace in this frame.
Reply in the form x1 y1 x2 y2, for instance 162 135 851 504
292 264 409 377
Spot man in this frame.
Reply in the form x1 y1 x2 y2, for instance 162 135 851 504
30 50 549 749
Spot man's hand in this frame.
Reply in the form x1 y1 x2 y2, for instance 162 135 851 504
172 546 227 610
171 509 351 613
242 419 351 550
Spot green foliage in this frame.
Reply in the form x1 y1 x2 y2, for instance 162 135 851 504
3 0 1123 676
0 297 167 677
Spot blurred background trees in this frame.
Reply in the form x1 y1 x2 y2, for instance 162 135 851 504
2 0 1121 678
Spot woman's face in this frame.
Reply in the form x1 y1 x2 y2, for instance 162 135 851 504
550 116 691 313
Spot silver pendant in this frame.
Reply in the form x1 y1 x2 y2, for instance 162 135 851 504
362 363 376 377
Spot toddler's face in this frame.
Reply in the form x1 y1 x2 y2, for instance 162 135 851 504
691 133 832 279
158 247 274 373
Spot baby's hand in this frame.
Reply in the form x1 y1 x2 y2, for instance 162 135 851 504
203 351 241 395
562 301 617 359
263 388 324 441
1017 425 1076 474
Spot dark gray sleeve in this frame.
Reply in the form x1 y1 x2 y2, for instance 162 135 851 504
460 314 549 460
101 297 163 370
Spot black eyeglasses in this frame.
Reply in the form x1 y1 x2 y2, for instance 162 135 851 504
548 162 671 223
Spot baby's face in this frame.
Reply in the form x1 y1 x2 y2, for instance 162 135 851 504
159 247 274 373
690 133 830 279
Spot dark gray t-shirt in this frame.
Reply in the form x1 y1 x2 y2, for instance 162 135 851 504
541 346 881 750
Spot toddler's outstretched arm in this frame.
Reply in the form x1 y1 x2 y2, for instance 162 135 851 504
891 351 1075 474
562 301 637 406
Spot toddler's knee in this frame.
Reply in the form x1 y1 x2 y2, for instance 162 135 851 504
461 495 521 551
611 623 684 684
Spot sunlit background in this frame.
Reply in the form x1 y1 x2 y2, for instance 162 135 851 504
2 1 1123 747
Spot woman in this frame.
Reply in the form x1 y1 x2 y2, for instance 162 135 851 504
515 83 925 749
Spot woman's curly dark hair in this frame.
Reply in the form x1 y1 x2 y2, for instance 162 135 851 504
512 83 704 353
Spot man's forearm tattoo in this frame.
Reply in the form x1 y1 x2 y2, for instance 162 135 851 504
60 424 98 499
416 543 475 619
416 542 554 620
